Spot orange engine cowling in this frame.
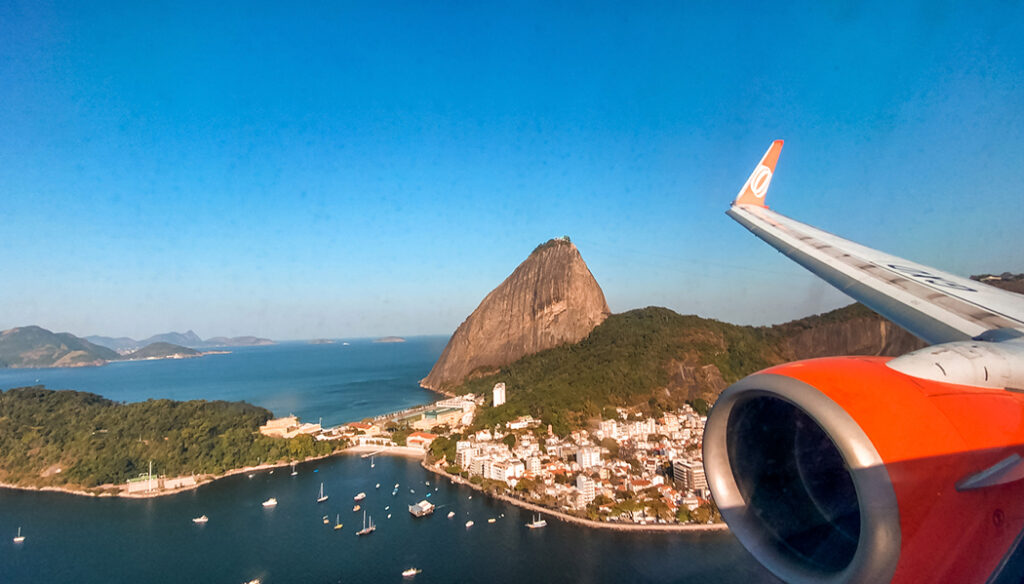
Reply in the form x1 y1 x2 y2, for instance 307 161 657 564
703 356 1024 584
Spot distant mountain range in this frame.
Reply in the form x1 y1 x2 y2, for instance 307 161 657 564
85 331 274 353
0 326 272 369
122 342 201 360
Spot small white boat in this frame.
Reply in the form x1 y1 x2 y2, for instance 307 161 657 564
247 473 255 479
402 567 422 577
447 511 455 519
322 515 330 524
375 483 380 489
243 579 261 584
487 518 496 524
387 513 392 519
465 520 474 528
394 483 399 488
192 515 209 524
316 482 329 503
353 492 366 502
526 514 547 529
13 527 25 543
410 489 415 493
262 498 277 507
290 462 298 476
385 506 390 511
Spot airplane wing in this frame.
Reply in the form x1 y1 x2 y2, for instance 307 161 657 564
726 140 1024 345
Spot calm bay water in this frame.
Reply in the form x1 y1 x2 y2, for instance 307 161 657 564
0 338 776 583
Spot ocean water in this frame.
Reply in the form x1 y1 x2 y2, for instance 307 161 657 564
0 338 449 427
0 339 778 583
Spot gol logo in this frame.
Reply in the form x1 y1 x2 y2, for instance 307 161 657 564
748 165 772 198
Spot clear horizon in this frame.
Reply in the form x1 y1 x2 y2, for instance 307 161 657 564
3 2 1022 340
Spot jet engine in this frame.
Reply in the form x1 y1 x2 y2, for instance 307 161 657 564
704 356 1024 583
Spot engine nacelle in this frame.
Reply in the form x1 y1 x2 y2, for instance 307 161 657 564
704 356 1024 583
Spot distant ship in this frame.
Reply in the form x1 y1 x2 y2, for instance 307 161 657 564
356 511 376 536
262 498 277 508
316 482 328 503
526 514 547 529
192 515 209 524
408 500 435 518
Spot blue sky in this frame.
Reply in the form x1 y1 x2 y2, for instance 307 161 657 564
2 1 1022 340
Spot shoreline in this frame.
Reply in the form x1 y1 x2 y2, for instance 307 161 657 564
0 449 346 499
420 460 728 533
0 442 730 534
0 445 429 500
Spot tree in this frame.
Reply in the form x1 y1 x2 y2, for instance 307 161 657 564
675 507 692 523
502 433 516 449
689 398 709 416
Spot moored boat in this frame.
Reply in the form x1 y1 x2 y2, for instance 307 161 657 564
465 520 474 528
192 515 209 524
409 500 434 517
353 492 366 502
316 482 328 503
262 498 277 507
526 514 547 529
356 510 376 536
402 568 422 577
13 527 25 543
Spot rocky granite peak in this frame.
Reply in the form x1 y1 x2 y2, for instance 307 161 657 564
421 237 611 391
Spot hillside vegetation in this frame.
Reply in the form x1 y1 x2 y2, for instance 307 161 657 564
455 304 914 435
0 386 337 489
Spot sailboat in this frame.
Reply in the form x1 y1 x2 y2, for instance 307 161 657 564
526 514 547 529
333 514 343 530
290 461 298 476
370 455 375 469
356 510 376 536
316 482 328 503
13 527 25 543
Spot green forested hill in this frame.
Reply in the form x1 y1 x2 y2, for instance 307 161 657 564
458 307 780 434
456 304 917 435
0 386 336 489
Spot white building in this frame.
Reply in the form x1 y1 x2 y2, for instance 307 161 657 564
576 475 596 505
578 446 601 469
493 382 506 407
672 459 707 493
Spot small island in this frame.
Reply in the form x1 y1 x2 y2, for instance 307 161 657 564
373 336 406 343
0 386 345 496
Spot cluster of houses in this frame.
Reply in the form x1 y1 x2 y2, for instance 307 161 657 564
256 383 712 524
449 401 710 523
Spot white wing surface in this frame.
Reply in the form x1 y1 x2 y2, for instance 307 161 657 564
727 141 1024 345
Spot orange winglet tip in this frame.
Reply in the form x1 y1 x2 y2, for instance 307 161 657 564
733 140 784 207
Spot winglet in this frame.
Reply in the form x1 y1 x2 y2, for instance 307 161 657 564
733 140 784 207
